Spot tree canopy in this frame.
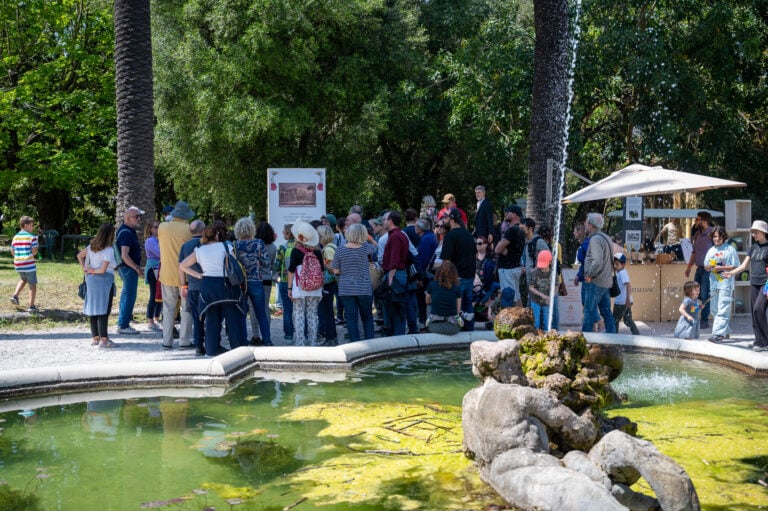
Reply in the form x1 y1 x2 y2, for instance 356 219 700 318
1 0 766 235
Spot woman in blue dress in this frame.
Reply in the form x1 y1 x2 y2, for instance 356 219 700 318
77 223 117 348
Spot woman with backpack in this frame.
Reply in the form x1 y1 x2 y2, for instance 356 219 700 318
287 221 325 346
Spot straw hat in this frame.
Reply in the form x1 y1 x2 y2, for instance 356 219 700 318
291 221 319 247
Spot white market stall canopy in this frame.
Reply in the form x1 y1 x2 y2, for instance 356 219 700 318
562 164 746 204
607 208 723 219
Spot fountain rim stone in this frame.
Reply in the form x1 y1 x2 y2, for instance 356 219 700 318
0 331 766 410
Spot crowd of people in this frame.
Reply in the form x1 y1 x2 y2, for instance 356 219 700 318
8 194 768 356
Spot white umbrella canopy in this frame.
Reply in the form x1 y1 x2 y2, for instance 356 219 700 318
561 164 746 204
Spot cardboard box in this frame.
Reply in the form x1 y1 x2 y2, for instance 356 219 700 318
660 264 690 321
625 263 661 322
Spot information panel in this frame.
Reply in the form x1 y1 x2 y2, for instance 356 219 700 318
267 168 327 234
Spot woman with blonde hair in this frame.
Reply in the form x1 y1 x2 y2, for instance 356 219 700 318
77 223 118 348
329 223 377 341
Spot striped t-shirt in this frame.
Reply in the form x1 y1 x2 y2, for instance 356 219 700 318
12 230 38 272
329 243 376 296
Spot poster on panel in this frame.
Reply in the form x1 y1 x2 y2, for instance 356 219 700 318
267 168 326 235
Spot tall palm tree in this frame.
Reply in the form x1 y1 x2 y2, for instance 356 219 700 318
528 0 570 227
113 0 155 227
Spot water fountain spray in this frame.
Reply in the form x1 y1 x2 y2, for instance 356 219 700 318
547 0 584 331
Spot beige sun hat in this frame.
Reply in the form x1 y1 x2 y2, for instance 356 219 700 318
291 221 319 247
750 220 768 234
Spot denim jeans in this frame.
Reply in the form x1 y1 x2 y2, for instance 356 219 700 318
581 282 616 333
318 282 337 344
246 280 272 345
204 302 245 356
459 277 475 331
278 281 294 337
341 294 374 341
498 267 522 305
709 287 732 337
531 301 549 330
145 268 162 320
117 265 138 329
186 289 205 349
694 267 711 325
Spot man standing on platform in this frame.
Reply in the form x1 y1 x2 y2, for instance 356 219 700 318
473 185 494 243
495 205 525 306
158 201 194 349
382 210 409 336
685 211 714 330
115 206 144 335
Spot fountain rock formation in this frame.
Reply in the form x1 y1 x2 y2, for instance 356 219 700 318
463 310 700 511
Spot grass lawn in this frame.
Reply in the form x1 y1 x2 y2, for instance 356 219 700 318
0 249 151 330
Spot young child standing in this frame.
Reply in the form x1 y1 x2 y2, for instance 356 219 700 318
528 249 553 330
612 253 640 335
10 216 39 313
674 281 702 340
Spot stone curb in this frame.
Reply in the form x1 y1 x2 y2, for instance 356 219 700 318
1 330 766 405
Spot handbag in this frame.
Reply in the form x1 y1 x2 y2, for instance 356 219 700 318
558 279 568 297
223 242 246 288
610 274 621 298
77 276 87 300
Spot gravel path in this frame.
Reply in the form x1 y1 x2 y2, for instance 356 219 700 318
0 315 757 372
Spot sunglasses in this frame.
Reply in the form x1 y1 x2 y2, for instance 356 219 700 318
436 224 445 228
476 241 486 245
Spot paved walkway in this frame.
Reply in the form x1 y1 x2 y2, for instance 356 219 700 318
0 312 761 372
1 312 766 404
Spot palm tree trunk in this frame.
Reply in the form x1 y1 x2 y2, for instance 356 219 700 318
528 0 570 227
114 0 155 227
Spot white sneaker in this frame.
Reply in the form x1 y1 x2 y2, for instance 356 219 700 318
460 311 475 322
117 326 140 335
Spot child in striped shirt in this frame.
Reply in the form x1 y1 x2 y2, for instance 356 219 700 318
10 216 39 312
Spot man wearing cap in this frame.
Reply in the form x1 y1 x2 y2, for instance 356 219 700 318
158 201 194 349
685 211 714 329
440 208 477 330
437 194 467 226
115 206 145 335
495 205 526 306
473 186 494 243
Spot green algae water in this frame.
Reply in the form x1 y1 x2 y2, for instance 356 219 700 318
609 353 768 510
0 351 766 510
0 351 501 511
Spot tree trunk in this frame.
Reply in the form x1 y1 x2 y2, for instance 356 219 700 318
114 0 155 228
528 0 570 227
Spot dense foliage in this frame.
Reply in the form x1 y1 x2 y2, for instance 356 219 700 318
1 0 766 234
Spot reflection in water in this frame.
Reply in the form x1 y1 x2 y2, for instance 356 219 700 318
0 351 765 510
